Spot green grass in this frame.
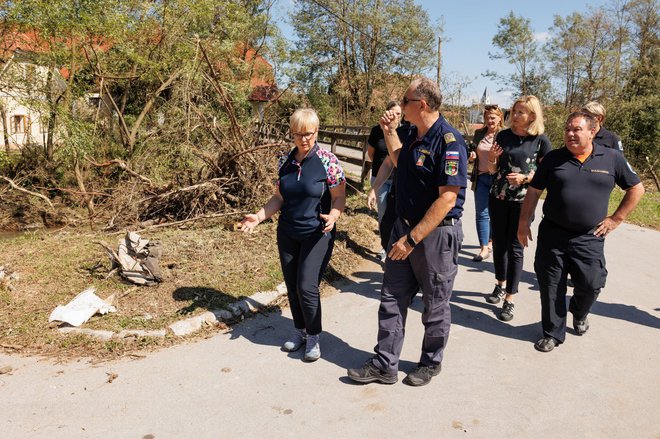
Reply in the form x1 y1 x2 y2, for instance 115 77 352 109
608 187 660 230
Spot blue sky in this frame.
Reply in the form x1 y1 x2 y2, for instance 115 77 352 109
274 0 612 106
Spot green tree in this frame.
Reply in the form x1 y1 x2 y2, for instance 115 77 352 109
486 11 538 96
546 13 585 107
288 0 435 123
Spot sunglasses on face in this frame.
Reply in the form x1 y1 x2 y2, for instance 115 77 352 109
401 96 422 105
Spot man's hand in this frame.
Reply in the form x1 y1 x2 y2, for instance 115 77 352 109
388 235 414 261
594 216 621 237
367 188 377 210
379 110 399 136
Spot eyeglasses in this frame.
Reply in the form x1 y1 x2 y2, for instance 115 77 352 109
292 131 317 140
484 104 500 110
401 96 422 106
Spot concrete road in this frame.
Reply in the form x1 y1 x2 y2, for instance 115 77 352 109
1 190 659 439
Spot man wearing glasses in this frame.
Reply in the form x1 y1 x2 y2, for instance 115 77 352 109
348 77 468 386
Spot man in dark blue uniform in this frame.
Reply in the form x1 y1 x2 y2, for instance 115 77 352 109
582 101 624 153
518 111 644 353
347 77 468 386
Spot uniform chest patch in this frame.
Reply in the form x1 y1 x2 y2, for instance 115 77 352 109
445 161 458 176
444 133 456 143
416 154 426 166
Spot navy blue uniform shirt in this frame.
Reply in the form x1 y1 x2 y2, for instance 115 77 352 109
530 143 640 232
395 115 468 226
594 127 624 154
277 144 346 237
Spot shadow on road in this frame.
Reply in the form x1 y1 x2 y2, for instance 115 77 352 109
591 301 660 330
225 308 377 371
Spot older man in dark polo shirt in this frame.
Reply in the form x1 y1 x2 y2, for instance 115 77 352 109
347 77 468 386
518 111 644 353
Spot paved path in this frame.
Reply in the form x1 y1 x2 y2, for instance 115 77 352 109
1 190 659 438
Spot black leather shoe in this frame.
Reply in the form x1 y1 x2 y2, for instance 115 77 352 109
347 362 397 384
402 364 441 387
535 337 559 352
573 316 589 335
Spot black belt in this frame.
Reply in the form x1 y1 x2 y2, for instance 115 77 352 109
403 217 457 228
439 217 458 227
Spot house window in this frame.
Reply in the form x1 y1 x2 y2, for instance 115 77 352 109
11 115 29 134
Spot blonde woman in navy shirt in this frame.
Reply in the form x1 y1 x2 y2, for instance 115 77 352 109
240 108 346 362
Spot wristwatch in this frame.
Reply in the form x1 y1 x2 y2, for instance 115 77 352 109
406 232 417 248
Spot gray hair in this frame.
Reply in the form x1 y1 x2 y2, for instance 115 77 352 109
410 77 442 111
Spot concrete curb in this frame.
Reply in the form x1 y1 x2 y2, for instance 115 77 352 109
56 282 288 340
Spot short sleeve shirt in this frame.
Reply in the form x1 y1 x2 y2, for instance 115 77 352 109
277 144 346 236
595 127 624 154
368 124 389 178
395 116 468 226
530 143 641 232
490 129 552 202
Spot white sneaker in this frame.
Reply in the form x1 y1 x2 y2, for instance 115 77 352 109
304 334 320 362
282 328 306 352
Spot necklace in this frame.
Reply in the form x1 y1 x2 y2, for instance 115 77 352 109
517 134 527 145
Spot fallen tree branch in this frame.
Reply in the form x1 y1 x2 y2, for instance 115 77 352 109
113 211 245 234
227 142 288 164
0 176 54 208
645 155 660 191
34 186 111 197
137 177 232 203
85 157 153 185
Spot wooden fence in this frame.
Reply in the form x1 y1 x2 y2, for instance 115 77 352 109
257 122 372 187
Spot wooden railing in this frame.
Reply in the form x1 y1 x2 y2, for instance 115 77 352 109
256 122 372 187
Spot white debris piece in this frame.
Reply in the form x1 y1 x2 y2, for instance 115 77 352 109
48 287 117 327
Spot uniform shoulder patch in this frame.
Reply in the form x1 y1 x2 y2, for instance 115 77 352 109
445 161 458 176
444 132 456 144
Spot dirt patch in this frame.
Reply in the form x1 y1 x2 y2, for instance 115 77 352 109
0 195 380 361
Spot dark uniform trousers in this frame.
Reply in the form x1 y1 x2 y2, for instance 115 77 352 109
277 229 335 336
372 217 463 373
534 219 607 343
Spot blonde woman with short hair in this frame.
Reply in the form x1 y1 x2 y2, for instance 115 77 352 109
240 108 346 362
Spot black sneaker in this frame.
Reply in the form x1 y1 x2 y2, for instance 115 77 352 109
402 363 441 387
499 300 515 321
535 336 559 352
573 316 589 335
347 362 397 384
486 285 505 304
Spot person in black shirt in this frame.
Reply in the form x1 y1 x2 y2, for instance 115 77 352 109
582 101 624 153
485 95 552 322
366 101 403 259
518 111 644 352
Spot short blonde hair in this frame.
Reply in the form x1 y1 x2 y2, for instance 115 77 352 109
582 101 606 118
290 108 320 133
511 95 545 136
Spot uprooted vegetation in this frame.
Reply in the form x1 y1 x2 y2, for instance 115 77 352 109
0 196 381 361
0 20 379 360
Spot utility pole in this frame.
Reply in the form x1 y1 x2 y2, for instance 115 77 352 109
436 36 442 88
